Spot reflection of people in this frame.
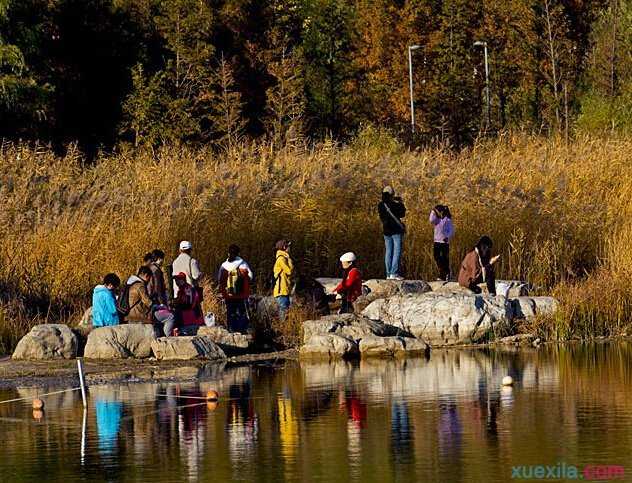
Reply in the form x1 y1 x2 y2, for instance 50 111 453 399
391 399 413 465
226 383 258 467
96 399 123 455
437 401 462 457
176 387 207 482
277 393 298 463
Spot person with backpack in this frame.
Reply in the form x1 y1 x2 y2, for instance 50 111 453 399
333 252 363 314
429 204 455 281
172 240 203 298
458 236 500 296
92 273 121 327
172 272 204 335
218 245 254 334
148 248 168 306
273 240 294 319
124 266 175 336
378 186 406 280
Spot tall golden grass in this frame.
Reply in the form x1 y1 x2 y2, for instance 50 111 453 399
1 129 631 352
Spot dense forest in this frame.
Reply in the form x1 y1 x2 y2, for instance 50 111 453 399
0 0 631 153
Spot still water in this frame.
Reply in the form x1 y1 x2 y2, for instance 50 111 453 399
1 343 631 482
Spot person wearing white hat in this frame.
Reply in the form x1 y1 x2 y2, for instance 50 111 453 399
378 186 406 280
333 252 362 314
171 240 203 297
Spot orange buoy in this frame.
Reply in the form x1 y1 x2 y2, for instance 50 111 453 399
33 409 44 421
206 390 219 401
206 401 219 411
32 398 44 410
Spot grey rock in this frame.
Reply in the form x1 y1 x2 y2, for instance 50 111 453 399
494 333 537 345
151 336 226 361
197 326 252 355
299 334 359 359
362 292 513 346
84 324 156 359
513 296 559 319
302 313 400 344
428 280 530 298
12 324 78 360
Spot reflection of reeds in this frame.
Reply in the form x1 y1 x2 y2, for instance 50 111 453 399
1 131 631 351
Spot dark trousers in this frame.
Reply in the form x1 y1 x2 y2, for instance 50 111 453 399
339 299 354 314
226 299 249 334
469 268 496 296
433 242 451 281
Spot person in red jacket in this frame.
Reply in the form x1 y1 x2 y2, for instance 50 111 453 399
172 272 204 335
334 252 363 314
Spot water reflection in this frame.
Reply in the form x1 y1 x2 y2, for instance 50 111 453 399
1 343 632 482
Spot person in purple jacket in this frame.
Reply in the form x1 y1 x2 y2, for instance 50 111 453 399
429 205 455 281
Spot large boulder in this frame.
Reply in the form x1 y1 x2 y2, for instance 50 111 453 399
12 324 78 360
84 324 156 359
299 334 359 359
151 336 226 361
302 313 402 344
362 292 513 346
197 326 252 355
256 296 278 321
428 280 530 298
512 296 559 319
354 279 432 312
358 335 429 358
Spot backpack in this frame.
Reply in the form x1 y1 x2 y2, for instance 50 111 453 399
116 282 141 318
226 268 245 296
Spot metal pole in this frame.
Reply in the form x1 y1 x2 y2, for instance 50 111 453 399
408 46 415 133
77 358 87 408
483 43 490 127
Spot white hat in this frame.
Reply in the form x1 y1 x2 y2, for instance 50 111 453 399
340 252 357 263
179 240 192 250
383 185 395 195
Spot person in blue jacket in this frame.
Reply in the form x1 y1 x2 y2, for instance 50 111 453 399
92 273 121 327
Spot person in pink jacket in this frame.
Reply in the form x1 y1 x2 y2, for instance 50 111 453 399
429 205 455 281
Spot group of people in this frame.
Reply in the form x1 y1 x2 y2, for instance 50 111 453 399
91 185 501 337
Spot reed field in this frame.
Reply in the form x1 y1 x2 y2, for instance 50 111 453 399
1 129 631 353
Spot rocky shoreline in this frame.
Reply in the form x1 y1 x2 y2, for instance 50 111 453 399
2 277 562 389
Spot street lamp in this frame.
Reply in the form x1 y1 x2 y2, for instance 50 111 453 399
474 41 490 127
408 44 422 133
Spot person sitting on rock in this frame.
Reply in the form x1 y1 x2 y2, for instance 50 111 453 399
218 244 254 334
334 252 363 314
172 272 204 335
92 273 121 327
458 236 500 296
127 266 175 337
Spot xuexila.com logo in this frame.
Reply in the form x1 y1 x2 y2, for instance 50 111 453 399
511 462 625 480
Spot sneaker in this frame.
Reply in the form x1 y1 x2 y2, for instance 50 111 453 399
392 275 405 281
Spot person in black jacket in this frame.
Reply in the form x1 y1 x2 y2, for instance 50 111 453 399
378 186 406 280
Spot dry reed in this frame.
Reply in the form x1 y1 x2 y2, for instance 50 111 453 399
1 129 631 351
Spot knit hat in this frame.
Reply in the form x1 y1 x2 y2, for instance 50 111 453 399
340 252 357 263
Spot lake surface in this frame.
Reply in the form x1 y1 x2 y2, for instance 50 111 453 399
1 343 631 482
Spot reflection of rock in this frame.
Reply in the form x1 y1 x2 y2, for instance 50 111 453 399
299 334 359 359
302 313 401 344
151 336 226 361
428 280 531 297
84 324 156 359
358 335 429 357
363 293 513 346
197 326 252 355
12 324 78 360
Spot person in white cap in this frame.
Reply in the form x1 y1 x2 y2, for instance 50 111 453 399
333 252 362 314
171 240 203 297
378 186 406 280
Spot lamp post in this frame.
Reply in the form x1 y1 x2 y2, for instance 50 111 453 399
408 44 422 133
474 41 490 127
